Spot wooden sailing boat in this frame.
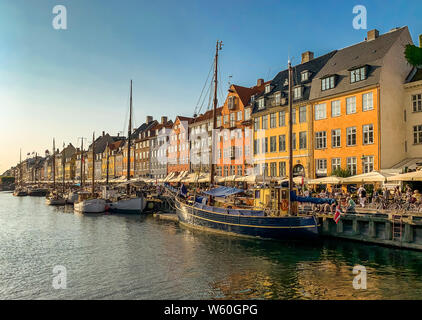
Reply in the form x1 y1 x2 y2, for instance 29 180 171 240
174 43 321 240
46 138 66 205
74 132 106 213
108 80 146 214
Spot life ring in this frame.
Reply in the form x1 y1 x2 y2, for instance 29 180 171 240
281 200 289 211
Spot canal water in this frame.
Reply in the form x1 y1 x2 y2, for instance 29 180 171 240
1 192 422 300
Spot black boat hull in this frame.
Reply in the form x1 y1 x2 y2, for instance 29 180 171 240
175 199 319 240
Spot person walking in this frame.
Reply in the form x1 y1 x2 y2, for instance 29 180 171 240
358 185 367 208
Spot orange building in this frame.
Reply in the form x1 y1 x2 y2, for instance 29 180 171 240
216 80 268 176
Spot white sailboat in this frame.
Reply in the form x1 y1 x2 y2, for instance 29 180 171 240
73 133 106 213
108 80 145 214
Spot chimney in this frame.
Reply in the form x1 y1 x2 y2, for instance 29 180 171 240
102 131 105 137
146 116 153 123
257 78 264 86
367 29 379 41
301 51 314 64
161 116 168 124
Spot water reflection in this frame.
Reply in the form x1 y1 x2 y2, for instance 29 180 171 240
1 193 422 300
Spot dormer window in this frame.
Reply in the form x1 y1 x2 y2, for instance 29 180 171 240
265 84 271 94
250 94 255 102
350 66 367 83
293 86 303 100
301 71 310 82
284 79 289 86
321 75 336 91
274 92 281 105
258 98 265 110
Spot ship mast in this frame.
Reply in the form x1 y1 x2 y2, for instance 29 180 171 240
19 148 22 187
210 40 223 187
127 80 133 195
288 61 293 216
52 138 56 190
92 132 95 197
62 144 65 194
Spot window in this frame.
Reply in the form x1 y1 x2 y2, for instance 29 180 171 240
279 111 286 126
346 127 357 146
316 159 327 174
254 118 260 130
228 96 236 109
270 162 277 176
275 92 281 106
315 103 326 120
258 98 265 109
299 106 306 123
293 87 302 100
331 100 341 117
362 92 373 111
230 165 236 175
262 138 268 153
291 108 296 124
350 67 367 83
230 112 236 127
270 136 277 152
315 131 327 149
262 115 268 130
347 157 357 175
363 124 374 144
292 133 296 150
224 166 229 176
253 139 259 155
301 71 309 82
331 129 341 148
299 131 307 149
332 158 341 171
265 84 271 94
245 108 251 120
279 135 286 152
346 96 356 114
414 125 422 144
412 94 422 112
321 76 335 91
237 111 242 121
279 162 286 177
262 163 269 176
362 156 374 173
270 113 277 128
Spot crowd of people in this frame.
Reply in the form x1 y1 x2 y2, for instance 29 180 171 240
298 184 422 214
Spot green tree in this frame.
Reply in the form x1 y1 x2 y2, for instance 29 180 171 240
404 36 422 67
331 168 352 178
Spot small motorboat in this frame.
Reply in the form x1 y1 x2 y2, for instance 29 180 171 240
28 188 48 197
13 188 27 197
65 191 79 204
73 192 106 213
46 195 66 206
108 196 146 214
74 198 106 213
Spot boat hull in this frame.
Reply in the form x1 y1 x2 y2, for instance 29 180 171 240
175 199 319 240
46 198 66 205
108 197 146 214
13 191 27 197
74 199 106 213
28 189 48 197
66 192 79 204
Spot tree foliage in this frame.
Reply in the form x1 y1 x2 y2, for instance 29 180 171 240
331 168 352 178
405 44 422 67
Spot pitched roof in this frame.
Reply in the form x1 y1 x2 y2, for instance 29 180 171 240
192 106 223 124
232 82 269 107
406 67 422 83
252 50 336 114
310 27 411 100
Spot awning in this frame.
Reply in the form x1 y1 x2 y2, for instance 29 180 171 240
387 170 422 182
342 171 398 184
203 186 244 197
308 176 344 185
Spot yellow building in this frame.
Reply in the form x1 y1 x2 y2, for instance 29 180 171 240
309 28 413 177
252 51 336 179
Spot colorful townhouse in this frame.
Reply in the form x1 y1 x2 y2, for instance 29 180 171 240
309 27 413 177
167 116 194 175
189 108 222 175
149 117 173 180
134 117 158 178
251 51 336 179
216 80 269 177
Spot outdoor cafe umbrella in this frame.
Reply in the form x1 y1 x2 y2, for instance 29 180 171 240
342 171 395 184
308 176 344 185
386 170 422 182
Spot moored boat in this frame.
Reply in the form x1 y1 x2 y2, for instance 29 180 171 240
28 188 48 197
108 196 146 214
13 188 28 197
65 191 79 204
46 196 66 206
74 198 106 213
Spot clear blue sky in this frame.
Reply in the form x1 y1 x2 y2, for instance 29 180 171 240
0 0 421 173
